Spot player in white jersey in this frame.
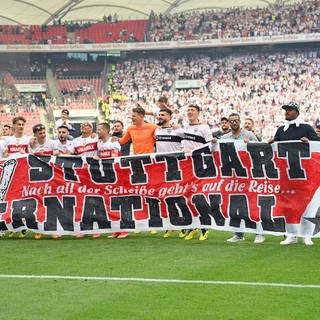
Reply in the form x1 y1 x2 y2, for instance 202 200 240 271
96 123 121 159
72 121 98 157
154 108 184 153
3 116 30 160
94 123 126 239
72 121 98 238
0 124 13 159
182 105 213 241
3 116 30 239
29 124 59 240
54 125 75 155
182 105 213 152
29 124 59 157
154 108 186 239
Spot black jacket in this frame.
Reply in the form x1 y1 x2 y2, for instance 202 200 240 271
274 123 320 142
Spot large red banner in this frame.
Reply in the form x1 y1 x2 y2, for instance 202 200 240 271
1 141 320 237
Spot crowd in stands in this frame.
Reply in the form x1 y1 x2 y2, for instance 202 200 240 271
106 48 320 141
1 46 320 142
148 1 320 41
0 1 319 44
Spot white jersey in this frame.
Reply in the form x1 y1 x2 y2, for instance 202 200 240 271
73 136 98 156
182 123 212 151
97 137 121 158
30 139 58 156
4 135 30 158
155 127 184 153
54 140 75 155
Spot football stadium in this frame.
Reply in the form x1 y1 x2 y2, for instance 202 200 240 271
0 0 320 319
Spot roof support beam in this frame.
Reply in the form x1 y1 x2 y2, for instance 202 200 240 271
69 4 148 18
43 0 84 25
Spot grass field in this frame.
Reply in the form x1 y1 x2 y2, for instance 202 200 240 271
0 230 320 320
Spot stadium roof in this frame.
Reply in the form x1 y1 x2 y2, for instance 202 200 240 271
0 0 297 25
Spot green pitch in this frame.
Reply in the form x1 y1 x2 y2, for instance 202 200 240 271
0 231 319 320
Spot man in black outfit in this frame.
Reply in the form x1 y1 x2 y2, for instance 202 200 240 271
273 102 320 142
272 101 320 246
212 117 231 139
112 120 131 156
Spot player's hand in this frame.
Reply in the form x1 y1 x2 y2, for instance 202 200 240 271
29 137 37 149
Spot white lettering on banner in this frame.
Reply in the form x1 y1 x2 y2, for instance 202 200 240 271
74 142 98 155
0 141 320 238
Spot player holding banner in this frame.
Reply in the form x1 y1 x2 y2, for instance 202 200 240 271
94 122 125 239
182 104 213 241
54 125 75 155
3 116 31 239
29 124 59 240
154 108 185 239
72 121 98 157
29 124 59 156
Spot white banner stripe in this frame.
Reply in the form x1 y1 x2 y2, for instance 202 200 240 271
0 274 319 289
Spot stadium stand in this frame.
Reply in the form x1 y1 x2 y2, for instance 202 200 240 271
0 1 319 142
106 47 320 141
0 1 319 44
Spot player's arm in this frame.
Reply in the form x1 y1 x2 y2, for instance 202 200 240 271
118 129 131 145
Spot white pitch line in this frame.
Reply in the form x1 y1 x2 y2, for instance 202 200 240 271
0 274 319 289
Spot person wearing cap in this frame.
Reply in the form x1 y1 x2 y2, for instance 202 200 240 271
212 117 231 139
315 124 320 138
273 102 319 143
272 102 320 246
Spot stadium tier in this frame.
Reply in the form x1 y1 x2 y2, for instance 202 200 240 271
0 1 319 44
